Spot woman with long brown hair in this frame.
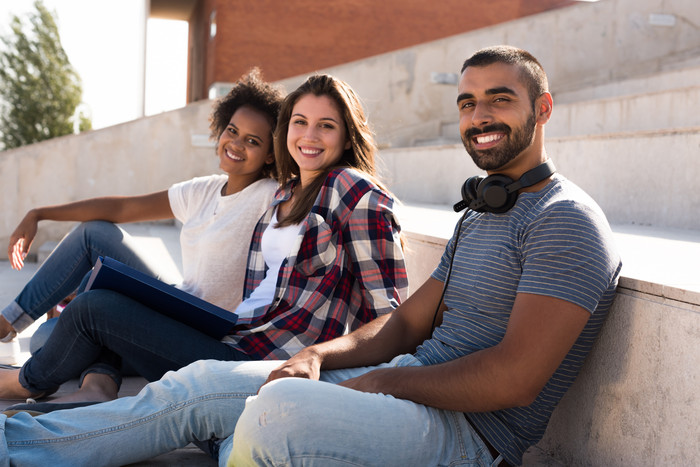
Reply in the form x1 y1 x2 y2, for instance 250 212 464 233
0 74 408 419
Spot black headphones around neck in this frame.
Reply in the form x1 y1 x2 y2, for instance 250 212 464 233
430 159 558 332
453 159 556 213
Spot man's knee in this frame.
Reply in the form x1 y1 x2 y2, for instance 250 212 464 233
231 378 329 463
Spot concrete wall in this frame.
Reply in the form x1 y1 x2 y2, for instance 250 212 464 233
403 230 700 466
275 0 699 148
0 101 216 260
377 124 700 231
194 0 576 89
2 0 698 253
539 281 700 466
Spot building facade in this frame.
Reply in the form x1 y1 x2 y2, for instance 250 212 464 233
150 0 577 102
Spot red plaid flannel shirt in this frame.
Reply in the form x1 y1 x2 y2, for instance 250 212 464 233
222 168 409 359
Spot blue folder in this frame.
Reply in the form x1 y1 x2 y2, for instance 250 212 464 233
85 256 237 339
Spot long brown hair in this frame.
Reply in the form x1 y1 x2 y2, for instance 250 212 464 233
274 74 379 226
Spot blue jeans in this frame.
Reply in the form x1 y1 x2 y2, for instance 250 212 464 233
1 356 497 467
29 318 138 376
28 318 57 355
1 221 181 333
18 289 250 394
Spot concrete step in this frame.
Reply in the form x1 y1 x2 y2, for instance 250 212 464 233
412 121 462 147
554 63 700 104
547 126 700 230
398 203 700 297
410 83 700 145
547 85 700 138
409 63 700 148
411 135 462 147
379 126 700 230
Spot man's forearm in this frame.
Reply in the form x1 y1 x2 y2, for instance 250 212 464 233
313 313 401 370
341 293 593 412
338 347 525 412
317 278 447 370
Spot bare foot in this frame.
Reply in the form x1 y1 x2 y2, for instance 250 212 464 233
0 316 15 341
47 372 118 404
0 368 35 400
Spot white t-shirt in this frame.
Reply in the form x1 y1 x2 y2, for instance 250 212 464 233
168 175 277 311
233 209 301 319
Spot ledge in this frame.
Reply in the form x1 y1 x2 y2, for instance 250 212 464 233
398 203 700 307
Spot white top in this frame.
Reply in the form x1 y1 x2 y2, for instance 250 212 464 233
168 174 277 311
233 209 301 319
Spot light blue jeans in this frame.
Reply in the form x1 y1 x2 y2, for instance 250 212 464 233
1 221 181 333
0 356 497 467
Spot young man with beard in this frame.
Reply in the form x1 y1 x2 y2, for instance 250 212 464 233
0 46 621 467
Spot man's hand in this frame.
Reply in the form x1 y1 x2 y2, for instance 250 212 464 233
261 347 323 390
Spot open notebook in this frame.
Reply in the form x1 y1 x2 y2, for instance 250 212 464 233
85 256 237 339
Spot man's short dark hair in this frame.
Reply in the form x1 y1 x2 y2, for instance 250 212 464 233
461 45 548 107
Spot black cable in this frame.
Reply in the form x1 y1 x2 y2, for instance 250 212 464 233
430 209 469 333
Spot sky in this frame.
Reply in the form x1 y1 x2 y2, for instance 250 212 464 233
0 0 188 129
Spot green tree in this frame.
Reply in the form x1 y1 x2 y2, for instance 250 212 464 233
0 0 91 151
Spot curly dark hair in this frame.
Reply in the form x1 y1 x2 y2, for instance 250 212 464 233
209 68 285 179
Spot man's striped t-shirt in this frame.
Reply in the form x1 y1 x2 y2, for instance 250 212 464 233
414 174 622 466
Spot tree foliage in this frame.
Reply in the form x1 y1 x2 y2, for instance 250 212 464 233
0 0 91 151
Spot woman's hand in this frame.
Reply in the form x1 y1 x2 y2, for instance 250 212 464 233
8 211 39 271
260 347 323 390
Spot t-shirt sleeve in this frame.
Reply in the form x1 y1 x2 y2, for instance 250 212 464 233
168 178 194 223
517 201 621 313
168 175 223 224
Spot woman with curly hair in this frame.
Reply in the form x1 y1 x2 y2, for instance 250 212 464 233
0 69 283 399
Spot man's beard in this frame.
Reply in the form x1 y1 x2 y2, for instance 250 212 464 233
462 112 537 171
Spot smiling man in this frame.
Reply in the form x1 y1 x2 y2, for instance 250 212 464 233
0 46 621 467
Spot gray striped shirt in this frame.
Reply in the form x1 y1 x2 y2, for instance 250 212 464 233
415 174 621 465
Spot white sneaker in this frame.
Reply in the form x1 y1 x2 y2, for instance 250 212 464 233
0 331 20 365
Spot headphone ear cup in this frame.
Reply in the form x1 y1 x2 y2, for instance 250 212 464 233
477 174 518 213
461 176 482 204
454 160 555 214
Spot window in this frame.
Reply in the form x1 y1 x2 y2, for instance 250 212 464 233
209 10 217 39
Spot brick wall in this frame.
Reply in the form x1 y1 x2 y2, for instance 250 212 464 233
189 0 576 101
